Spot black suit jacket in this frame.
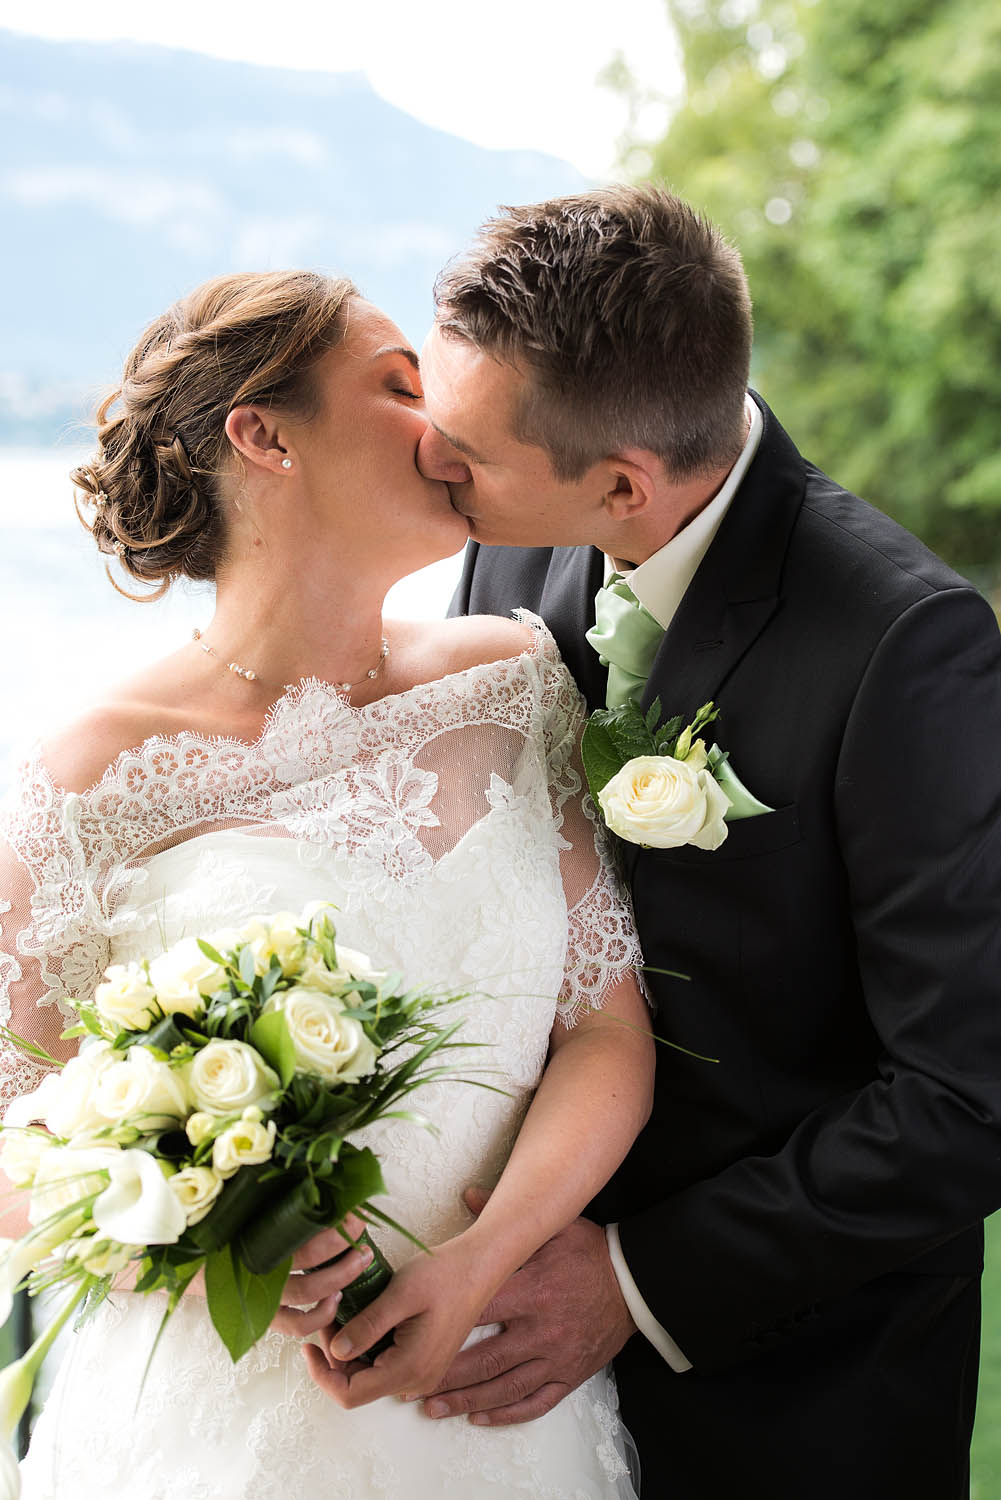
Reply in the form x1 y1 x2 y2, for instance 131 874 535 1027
450 396 1001 1495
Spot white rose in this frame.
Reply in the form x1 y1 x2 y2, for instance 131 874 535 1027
167 1165 225 1225
185 1040 279 1116
598 754 732 851
265 989 378 1084
332 946 381 986
90 1149 187 1245
94 963 159 1032
0 1129 53 1188
240 911 308 977
93 1046 190 1130
5 1043 118 1140
148 936 227 1017
212 1118 277 1179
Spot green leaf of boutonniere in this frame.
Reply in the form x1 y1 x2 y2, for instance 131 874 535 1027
582 703 656 804
581 715 628 805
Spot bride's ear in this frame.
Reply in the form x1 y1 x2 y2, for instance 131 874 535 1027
224 405 293 477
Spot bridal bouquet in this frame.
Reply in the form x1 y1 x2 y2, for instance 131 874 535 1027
0 903 482 1444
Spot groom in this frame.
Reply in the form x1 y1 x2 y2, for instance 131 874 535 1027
415 185 1001 1496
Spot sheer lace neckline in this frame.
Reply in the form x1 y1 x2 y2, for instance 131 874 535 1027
31 612 554 801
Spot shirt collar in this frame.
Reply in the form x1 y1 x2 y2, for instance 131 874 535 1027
604 395 763 630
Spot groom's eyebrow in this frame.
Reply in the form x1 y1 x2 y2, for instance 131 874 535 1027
430 420 486 464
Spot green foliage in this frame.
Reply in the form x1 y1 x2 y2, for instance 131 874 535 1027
621 0 1001 588
581 698 720 804
204 1244 291 1364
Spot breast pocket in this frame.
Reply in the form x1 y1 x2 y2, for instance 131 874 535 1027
642 803 802 867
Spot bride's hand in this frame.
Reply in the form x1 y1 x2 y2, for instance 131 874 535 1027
271 1213 376 1338
301 1234 491 1408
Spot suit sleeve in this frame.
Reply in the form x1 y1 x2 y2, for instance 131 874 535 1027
617 585 1001 1371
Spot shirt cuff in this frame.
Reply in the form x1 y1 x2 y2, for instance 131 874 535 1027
605 1222 693 1372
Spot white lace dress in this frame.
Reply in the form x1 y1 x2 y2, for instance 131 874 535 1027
0 617 643 1500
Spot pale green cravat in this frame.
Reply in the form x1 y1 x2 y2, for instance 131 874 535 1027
585 573 665 709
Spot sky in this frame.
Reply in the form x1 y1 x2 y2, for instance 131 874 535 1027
0 0 682 177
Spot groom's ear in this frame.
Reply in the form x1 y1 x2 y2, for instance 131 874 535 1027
601 451 660 521
224 405 291 477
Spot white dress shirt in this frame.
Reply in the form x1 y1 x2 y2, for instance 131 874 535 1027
603 395 762 1373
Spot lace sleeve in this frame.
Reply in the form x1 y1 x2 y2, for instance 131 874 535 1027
520 617 645 1025
0 754 110 1107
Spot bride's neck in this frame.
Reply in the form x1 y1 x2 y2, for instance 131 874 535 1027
205 552 390 694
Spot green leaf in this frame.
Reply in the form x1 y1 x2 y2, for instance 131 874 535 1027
653 716 684 755
132 1014 190 1055
259 958 285 1004
603 702 656 764
330 1144 386 1220
581 715 627 803
238 1177 335 1274
249 1009 297 1089
189 1163 276 1252
239 944 258 988
197 939 228 968
204 1243 291 1364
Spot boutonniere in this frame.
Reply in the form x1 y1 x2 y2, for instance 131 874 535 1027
582 700 754 851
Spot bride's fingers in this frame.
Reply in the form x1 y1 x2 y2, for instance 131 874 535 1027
302 1341 353 1401
291 1213 367 1272
282 1241 374 1306
270 1291 342 1337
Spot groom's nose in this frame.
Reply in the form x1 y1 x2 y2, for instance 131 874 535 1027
417 425 473 485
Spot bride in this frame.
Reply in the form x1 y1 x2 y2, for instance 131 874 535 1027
0 270 653 1497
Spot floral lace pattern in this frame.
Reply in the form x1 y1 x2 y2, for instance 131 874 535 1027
4 616 642 1499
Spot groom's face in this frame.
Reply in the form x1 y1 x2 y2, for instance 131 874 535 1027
418 323 607 548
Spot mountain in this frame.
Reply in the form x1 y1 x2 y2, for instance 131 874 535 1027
0 30 585 442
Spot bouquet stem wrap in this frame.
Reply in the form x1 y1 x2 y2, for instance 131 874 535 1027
328 1229 395 1361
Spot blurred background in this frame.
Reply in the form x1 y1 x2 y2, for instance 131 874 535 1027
1 0 999 1487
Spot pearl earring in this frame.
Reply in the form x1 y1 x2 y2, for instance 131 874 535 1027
281 458 292 470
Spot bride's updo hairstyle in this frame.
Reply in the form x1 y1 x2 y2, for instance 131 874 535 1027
73 270 356 598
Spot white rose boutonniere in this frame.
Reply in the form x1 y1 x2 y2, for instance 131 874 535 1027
583 699 768 851
599 749 732 851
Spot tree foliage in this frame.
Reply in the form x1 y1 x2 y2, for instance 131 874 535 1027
621 0 1001 585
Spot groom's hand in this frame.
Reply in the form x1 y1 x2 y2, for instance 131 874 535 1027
415 1192 638 1426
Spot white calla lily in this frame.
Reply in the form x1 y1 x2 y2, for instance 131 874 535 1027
91 1149 186 1246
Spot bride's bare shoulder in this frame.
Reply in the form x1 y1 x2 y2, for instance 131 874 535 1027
37 696 188 795
410 614 538 679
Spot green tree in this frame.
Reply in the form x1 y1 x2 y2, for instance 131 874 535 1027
622 0 1001 586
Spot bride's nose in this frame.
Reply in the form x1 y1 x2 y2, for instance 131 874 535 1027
417 425 472 485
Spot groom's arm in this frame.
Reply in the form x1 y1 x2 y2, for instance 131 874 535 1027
618 582 1001 1370
421 581 1001 1421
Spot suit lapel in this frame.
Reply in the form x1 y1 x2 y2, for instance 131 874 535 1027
641 397 806 720
538 545 607 711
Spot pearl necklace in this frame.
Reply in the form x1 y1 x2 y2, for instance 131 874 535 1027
191 629 390 692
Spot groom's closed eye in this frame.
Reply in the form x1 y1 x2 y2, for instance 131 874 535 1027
429 423 485 465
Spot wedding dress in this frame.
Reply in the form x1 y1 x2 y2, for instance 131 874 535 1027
0 616 642 1500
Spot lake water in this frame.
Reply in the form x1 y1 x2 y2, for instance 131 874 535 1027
0 447 464 792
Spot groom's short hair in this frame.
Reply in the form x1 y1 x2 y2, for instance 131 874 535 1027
434 184 752 482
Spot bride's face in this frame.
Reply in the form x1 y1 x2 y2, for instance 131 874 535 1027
287 300 468 574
